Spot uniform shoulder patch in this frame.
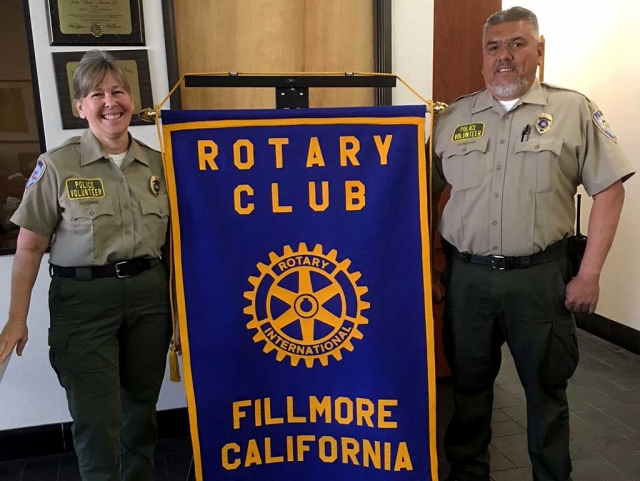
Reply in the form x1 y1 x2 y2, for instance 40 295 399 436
48 136 82 155
452 88 486 103
26 158 47 190
135 138 160 153
592 110 618 143
541 82 585 96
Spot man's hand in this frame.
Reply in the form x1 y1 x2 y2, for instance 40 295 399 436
565 273 600 314
0 318 28 363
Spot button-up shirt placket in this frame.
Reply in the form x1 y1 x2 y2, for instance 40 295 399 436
113 161 135 259
489 107 513 254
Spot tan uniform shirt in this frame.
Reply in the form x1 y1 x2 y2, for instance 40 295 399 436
432 80 635 256
12 130 170 266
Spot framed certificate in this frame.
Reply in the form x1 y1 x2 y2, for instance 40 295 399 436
0 81 39 142
52 50 153 129
46 0 145 46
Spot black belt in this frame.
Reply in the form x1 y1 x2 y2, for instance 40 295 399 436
50 258 157 280
455 239 569 270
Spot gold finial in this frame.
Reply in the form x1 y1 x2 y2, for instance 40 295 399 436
139 108 157 122
432 102 449 116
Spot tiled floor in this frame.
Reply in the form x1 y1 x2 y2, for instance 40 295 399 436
437 329 640 481
3 328 640 480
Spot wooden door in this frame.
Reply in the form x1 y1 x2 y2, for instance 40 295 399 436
171 0 375 109
432 0 502 378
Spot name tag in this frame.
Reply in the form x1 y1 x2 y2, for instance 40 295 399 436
452 122 485 142
66 178 106 200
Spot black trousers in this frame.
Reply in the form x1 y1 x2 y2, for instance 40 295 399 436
48 263 173 481
442 251 579 481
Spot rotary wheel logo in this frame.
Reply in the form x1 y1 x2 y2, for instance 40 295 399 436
244 243 370 367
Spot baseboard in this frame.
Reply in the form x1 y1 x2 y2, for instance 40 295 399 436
576 312 640 355
0 407 190 463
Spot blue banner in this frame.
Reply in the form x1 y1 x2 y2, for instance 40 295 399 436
162 105 437 480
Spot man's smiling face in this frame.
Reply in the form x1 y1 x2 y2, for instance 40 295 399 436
481 20 543 100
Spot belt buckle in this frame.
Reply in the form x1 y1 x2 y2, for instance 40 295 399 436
490 255 506 270
115 261 130 278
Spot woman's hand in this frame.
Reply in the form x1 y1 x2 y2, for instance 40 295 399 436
1 228 49 364
0 318 28 363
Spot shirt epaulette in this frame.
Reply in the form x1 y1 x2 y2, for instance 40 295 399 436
47 136 82 156
451 88 487 104
135 139 161 154
541 82 591 101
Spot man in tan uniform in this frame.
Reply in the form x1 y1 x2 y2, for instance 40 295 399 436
431 7 634 481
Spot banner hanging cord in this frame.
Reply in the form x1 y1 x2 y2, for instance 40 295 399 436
152 72 441 382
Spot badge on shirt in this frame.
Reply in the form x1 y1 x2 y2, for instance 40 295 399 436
26 158 46 190
592 110 618 143
66 178 105 200
452 122 485 142
535 113 553 134
150 176 161 196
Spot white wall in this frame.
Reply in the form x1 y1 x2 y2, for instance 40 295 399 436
392 0 433 106
502 1 640 328
0 0 184 431
1 0 435 431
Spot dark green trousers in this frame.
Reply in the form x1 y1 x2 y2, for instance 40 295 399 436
442 252 579 481
48 262 172 481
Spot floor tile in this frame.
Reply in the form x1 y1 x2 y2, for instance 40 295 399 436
21 455 60 481
604 390 640 406
58 466 82 481
493 386 523 409
489 444 516 472
497 382 525 395
599 404 640 432
623 467 640 480
574 408 617 424
0 460 25 481
491 434 531 467
154 457 169 481
570 430 609 460
166 452 193 481
491 420 526 437
569 392 597 412
570 385 623 409
490 466 533 480
571 456 629 481
604 450 640 471
492 408 511 423
500 406 527 429
594 434 640 455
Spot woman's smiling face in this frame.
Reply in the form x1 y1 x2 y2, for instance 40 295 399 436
75 72 134 147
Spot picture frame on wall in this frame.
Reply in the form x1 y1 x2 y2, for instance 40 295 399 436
0 80 39 142
46 0 145 46
52 50 154 130
0 141 42 242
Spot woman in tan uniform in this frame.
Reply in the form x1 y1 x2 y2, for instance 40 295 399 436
0 50 172 481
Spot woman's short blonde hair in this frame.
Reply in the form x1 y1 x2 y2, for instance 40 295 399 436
72 50 132 101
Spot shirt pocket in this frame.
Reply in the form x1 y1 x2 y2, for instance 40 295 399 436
140 196 169 250
513 137 563 193
66 201 116 262
442 136 489 192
